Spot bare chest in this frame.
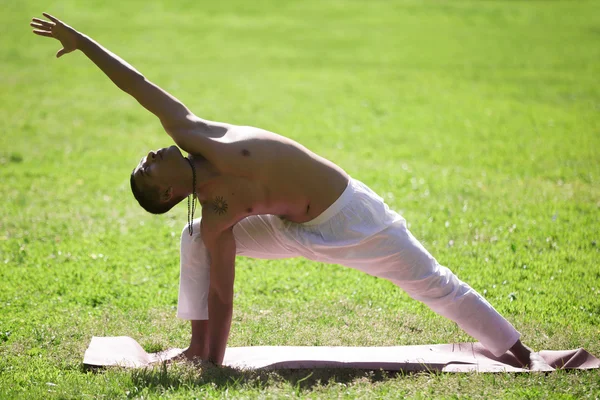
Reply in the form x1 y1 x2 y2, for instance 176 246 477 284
200 176 269 218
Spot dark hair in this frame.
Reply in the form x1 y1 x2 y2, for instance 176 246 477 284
129 169 182 214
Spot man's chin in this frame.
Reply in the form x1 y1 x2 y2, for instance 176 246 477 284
166 145 182 158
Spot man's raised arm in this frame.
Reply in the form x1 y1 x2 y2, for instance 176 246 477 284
30 12 205 134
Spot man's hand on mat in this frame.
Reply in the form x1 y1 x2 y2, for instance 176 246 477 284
180 348 218 369
182 347 208 363
154 348 215 368
30 13 80 58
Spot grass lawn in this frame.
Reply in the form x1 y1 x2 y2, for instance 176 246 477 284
1 0 599 398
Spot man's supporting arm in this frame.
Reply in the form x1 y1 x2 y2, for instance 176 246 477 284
203 227 236 365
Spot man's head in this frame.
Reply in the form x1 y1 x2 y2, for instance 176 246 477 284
130 145 189 214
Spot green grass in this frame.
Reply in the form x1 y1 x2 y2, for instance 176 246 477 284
1 0 599 398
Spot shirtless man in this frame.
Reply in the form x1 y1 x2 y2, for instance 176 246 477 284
31 13 549 369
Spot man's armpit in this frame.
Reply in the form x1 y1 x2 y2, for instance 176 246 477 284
200 217 235 253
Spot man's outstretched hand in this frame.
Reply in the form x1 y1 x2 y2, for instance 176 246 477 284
30 13 80 58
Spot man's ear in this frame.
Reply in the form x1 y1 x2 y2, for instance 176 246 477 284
160 186 174 203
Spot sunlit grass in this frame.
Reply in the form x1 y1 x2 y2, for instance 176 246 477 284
1 0 599 398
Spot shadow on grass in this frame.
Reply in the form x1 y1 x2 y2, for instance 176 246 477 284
86 362 418 392
145 364 414 392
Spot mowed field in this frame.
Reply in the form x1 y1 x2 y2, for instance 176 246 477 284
1 0 599 398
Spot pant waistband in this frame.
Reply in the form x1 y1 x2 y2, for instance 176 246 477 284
301 178 355 226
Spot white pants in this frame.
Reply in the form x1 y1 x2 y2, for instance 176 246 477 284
177 178 520 357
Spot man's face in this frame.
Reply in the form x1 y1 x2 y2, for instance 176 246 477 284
132 145 184 191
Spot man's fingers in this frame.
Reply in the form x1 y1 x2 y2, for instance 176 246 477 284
42 12 60 23
56 48 68 58
30 22 49 30
33 29 53 38
31 18 54 28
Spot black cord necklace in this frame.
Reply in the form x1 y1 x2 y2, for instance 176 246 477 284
185 157 197 236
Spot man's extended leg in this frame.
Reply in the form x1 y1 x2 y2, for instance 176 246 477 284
335 221 520 357
277 179 521 357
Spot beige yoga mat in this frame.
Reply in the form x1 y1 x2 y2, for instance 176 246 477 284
83 336 600 373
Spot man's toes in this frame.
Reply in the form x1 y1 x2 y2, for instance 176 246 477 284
529 352 554 372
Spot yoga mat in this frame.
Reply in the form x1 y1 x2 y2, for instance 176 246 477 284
83 336 600 373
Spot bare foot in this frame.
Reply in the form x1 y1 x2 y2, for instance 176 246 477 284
529 352 554 372
509 339 554 372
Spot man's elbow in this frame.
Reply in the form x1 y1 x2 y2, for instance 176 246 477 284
208 286 234 307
